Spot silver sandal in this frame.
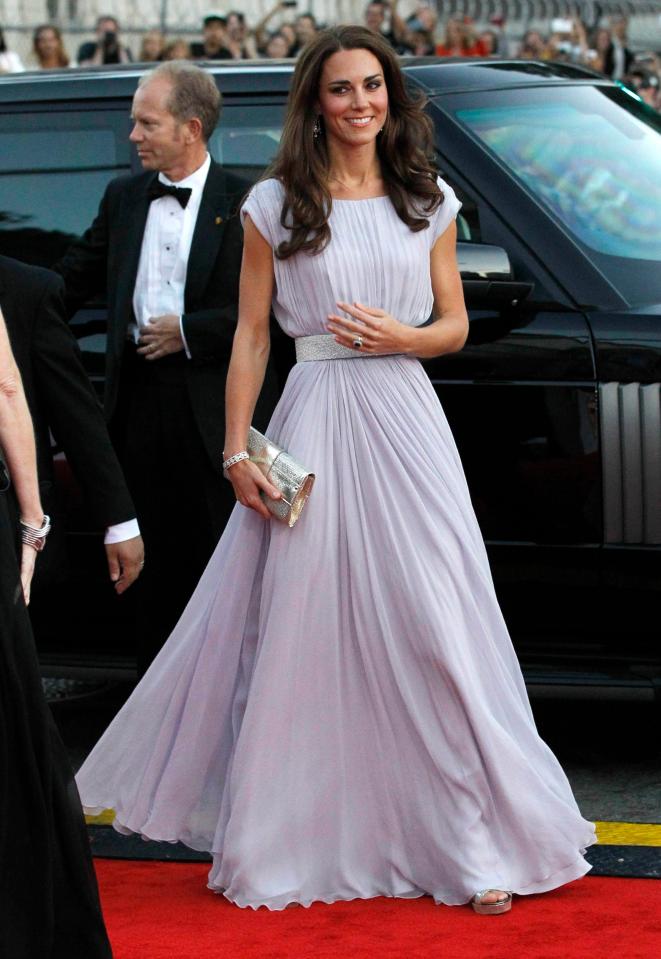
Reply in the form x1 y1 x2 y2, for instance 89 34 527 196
471 889 513 915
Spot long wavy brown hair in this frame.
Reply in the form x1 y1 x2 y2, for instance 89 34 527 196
265 25 443 260
32 24 70 68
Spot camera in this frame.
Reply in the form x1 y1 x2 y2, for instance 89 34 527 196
100 29 120 63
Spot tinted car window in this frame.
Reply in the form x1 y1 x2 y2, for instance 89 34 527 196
0 110 131 268
209 103 285 183
453 86 661 306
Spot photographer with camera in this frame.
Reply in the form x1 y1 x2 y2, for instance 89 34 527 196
190 12 232 60
78 15 132 67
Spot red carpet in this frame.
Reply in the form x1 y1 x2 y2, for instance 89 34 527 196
95 860 661 959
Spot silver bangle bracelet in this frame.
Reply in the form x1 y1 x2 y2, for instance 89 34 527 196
222 451 249 472
20 514 51 552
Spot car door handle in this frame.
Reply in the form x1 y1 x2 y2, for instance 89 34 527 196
462 279 534 308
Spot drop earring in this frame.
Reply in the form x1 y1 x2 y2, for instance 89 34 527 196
313 116 322 140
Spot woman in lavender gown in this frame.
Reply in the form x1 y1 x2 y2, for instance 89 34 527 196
77 26 596 913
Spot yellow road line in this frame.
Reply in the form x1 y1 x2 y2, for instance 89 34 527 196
595 821 661 847
86 809 116 826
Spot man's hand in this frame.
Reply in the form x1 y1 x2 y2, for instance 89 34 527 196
138 315 184 361
105 535 145 594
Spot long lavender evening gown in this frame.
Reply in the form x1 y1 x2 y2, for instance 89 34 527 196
77 177 596 910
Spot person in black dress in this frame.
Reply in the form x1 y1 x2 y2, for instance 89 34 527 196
0 307 112 958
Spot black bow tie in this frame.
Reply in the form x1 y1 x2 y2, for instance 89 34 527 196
147 180 192 209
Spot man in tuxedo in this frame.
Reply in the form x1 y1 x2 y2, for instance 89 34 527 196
0 255 144 593
604 16 634 80
57 61 277 671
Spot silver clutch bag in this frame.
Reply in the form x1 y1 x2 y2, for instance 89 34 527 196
247 427 315 527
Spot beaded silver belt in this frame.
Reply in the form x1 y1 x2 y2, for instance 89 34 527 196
295 334 398 363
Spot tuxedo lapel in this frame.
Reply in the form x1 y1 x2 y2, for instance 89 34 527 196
184 162 231 311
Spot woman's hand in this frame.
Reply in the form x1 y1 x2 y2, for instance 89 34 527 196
327 302 411 355
226 459 281 520
20 542 38 605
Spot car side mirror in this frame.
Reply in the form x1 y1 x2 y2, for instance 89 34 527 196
458 242 533 308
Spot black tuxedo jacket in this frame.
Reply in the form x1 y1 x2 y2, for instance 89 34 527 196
0 255 135 528
604 43 634 78
56 161 277 471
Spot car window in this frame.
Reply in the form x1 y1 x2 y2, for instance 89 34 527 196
208 103 286 184
453 85 661 305
0 110 131 269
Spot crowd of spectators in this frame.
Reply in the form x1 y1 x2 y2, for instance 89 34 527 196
517 15 660 110
0 5 659 109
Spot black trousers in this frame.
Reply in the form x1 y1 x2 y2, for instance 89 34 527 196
116 349 236 674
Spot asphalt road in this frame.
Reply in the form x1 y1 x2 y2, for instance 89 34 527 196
49 679 661 827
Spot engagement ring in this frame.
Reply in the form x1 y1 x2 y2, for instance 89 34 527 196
353 336 363 350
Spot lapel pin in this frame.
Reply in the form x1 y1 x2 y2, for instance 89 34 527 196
215 215 223 225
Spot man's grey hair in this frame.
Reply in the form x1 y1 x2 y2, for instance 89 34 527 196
139 61 222 143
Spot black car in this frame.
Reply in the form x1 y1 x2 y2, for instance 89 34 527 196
0 59 659 697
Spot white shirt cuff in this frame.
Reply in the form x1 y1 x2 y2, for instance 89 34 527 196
104 518 141 544
179 315 192 359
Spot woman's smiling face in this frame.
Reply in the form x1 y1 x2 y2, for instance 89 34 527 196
316 48 389 149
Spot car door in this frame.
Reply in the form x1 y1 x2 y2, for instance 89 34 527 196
420 93 603 679
588 305 661 687
416 77 661 687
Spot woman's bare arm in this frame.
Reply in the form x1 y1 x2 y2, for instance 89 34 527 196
0 310 42 524
223 216 281 518
406 220 469 357
0 308 45 601
253 1 285 51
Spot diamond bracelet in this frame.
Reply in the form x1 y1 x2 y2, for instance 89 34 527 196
222 450 249 472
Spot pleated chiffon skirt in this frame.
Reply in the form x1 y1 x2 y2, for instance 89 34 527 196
77 354 596 910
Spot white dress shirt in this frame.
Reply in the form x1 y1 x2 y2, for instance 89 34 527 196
105 518 140 544
131 152 211 358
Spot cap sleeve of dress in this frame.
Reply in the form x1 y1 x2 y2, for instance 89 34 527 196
429 176 462 246
240 178 285 249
